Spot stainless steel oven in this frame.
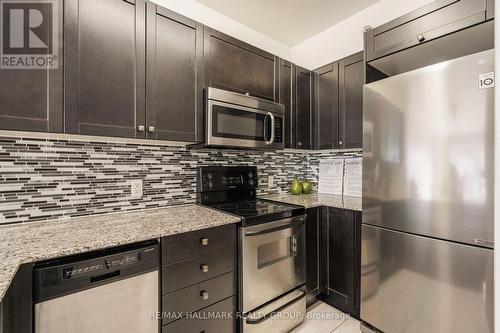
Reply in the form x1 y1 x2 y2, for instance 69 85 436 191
206 87 285 150
240 215 306 332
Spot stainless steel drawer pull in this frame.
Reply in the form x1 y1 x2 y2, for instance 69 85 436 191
200 264 209 273
200 290 209 300
200 238 209 246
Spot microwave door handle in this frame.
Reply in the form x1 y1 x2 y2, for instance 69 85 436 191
245 288 306 325
264 113 272 145
268 112 275 144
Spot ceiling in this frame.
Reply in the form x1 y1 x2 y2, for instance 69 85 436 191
194 0 379 46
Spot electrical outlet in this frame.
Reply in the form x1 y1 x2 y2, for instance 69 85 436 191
268 175 274 188
130 179 143 198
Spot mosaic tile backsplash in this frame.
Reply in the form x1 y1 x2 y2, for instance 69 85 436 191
0 136 361 225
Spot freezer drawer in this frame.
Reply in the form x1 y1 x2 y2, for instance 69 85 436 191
361 225 493 333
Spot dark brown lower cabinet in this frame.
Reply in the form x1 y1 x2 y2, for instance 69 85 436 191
305 207 320 305
319 207 361 317
161 224 237 332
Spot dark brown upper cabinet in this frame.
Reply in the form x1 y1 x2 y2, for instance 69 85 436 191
278 59 293 148
293 65 312 149
339 52 363 149
313 52 363 150
203 28 278 101
0 0 63 133
320 207 361 317
313 62 339 150
365 0 491 62
64 0 146 138
146 4 203 142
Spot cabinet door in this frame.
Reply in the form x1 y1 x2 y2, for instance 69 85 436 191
365 0 488 61
294 66 312 149
314 62 339 149
306 208 320 302
64 0 145 138
146 4 203 142
278 59 293 148
0 0 63 132
324 208 361 317
204 28 277 101
339 52 364 149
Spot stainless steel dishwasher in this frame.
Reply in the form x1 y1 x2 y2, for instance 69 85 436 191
33 242 160 333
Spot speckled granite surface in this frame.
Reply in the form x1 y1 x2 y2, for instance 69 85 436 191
263 193 362 211
0 204 240 301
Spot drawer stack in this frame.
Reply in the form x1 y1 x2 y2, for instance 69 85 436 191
161 224 238 332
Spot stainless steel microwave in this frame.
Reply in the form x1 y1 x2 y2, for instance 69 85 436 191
205 88 285 150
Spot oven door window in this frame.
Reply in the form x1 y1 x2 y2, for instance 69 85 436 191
257 237 293 269
212 104 270 141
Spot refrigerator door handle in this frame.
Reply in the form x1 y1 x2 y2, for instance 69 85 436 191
473 239 494 248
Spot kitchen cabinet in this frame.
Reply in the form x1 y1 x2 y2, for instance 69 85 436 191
293 66 313 149
319 207 361 317
278 59 293 148
313 52 363 149
146 4 203 142
0 264 32 333
161 224 237 331
338 52 364 149
204 28 278 101
305 207 320 305
0 0 63 133
314 63 339 149
365 0 492 62
64 0 146 138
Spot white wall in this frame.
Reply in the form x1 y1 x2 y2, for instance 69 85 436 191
151 0 291 61
291 0 434 69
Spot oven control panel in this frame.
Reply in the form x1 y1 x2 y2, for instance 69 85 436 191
198 166 258 192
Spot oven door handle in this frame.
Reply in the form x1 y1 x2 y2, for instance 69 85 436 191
245 288 306 325
244 217 305 236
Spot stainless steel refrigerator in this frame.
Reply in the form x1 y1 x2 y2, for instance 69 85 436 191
361 49 494 333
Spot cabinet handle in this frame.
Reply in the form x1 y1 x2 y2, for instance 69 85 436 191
200 290 209 300
417 34 425 42
297 142 302 147
200 264 209 273
200 238 209 246
147 126 155 133
137 125 145 132
339 140 343 146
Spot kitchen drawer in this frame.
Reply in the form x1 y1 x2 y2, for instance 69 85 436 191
162 247 236 294
366 0 488 61
162 296 237 333
161 224 236 264
162 271 236 325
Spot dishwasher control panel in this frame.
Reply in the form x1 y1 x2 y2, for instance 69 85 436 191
34 243 159 303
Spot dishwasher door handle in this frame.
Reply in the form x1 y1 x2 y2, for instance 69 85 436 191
90 270 121 284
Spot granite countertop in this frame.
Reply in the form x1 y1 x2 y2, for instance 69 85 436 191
263 193 362 211
0 204 240 301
